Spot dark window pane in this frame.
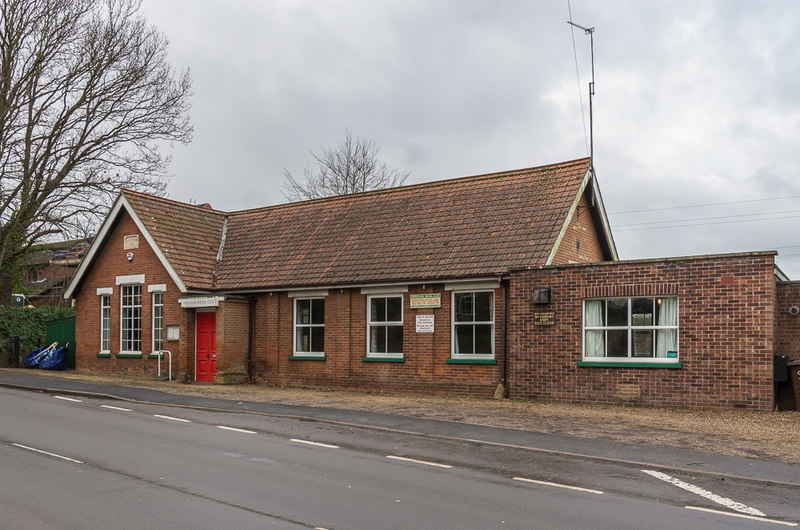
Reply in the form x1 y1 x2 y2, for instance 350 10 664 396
632 330 653 357
475 292 493 322
311 328 324 352
631 298 653 326
370 326 386 353
311 299 324 325
607 298 628 326
386 297 402 322
371 297 386 322
387 325 403 353
454 293 474 322
474 324 493 354
455 324 473 354
296 299 310 325
607 329 628 357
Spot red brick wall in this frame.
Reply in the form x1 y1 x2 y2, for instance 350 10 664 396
215 299 250 383
73 211 185 377
551 193 605 264
507 253 776 410
776 282 800 360
251 284 504 396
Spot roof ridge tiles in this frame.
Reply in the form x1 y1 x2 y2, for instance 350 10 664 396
228 157 590 216
122 188 229 216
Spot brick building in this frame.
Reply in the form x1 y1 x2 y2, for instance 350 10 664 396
64 158 799 410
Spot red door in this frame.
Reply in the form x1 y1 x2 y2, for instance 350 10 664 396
196 312 216 382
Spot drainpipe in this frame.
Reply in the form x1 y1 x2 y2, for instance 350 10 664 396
495 280 509 399
503 281 509 392
247 296 256 381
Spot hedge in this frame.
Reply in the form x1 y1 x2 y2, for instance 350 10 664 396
0 305 75 362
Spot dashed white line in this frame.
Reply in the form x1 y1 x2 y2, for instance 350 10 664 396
513 477 604 495
100 405 132 412
153 414 191 423
53 395 82 402
291 439 339 449
386 455 452 468
643 469 765 517
686 506 797 527
11 443 83 464
217 425 256 434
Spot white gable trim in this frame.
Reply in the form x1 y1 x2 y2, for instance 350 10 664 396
64 193 188 299
590 170 619 261
546 168 618 265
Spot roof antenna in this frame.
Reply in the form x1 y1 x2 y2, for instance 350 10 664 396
567 20 595 168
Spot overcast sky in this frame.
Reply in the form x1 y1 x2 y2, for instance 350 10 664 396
139 0 800 278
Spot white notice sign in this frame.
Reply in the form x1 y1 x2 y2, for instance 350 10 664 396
416 314 434 333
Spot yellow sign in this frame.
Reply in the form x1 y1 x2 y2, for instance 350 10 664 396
534 312 555 326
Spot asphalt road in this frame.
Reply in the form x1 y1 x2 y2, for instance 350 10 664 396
1 387 797 529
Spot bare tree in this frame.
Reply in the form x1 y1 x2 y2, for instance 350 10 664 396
0 0 192 300
282 130 409 201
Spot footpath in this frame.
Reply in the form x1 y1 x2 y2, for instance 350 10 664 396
1 369 799 487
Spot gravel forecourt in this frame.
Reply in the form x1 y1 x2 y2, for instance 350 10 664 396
12 369 800 464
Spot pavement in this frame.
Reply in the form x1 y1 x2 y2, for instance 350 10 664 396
1 369 799 487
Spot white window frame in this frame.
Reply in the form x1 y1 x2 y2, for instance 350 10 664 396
120 284 142 354
366 294 404 358
451 290 495 359
582 297 679 362
100 295 111 353
152 292 164 354
293 297 325 357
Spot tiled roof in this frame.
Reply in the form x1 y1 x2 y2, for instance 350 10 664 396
123 191 226 290
123 158 592 291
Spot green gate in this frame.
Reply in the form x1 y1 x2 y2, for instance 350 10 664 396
46 316 76 369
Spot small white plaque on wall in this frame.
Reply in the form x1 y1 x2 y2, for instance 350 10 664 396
416 314 435 333
123 234 139 250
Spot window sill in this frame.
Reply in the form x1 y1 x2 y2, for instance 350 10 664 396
96 352 111 358
446 358 497 365
578 360 682 368
362 356 405 363
116 352 143 358
288 355 326 361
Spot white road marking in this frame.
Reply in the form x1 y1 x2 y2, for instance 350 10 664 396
386 455 452 468
100 405 132 412
686 506 797 527
11 443 83 464
217 425 256 434
291 439 339 449
53 395 81 403
153 414 191 423
513 477 604 495
643 469 765 517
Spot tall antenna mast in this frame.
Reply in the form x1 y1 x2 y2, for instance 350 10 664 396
567 20 595 166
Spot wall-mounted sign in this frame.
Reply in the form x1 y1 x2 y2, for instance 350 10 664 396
410 293 441 309
126 252 134 261
123 234 139 250
532 287 551 304
534 311 555 326
416 314 435 333
179 296 223 308
166 325 180 341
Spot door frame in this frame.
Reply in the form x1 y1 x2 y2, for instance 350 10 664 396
194 309 217 382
